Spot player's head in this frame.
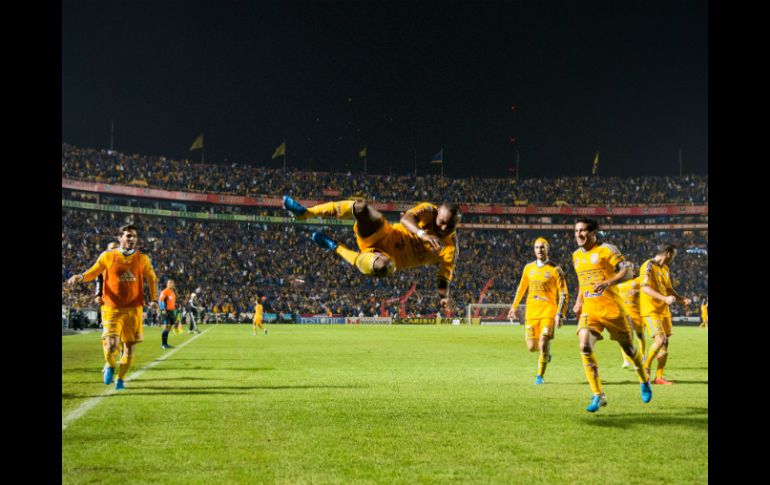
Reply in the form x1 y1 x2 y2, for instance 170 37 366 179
534 237 550 261
372 254 397 278
118 224 138 250
436 203 461 237
106 241 118 251
574 218 598 249
656 243 677 265
166 279 175 289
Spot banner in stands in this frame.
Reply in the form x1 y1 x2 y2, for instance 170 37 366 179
298 316 346 324
62 200 706 231
63 179 707 216
393 317 457 325
345 316 392 324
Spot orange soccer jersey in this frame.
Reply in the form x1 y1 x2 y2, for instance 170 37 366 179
354 202 458 281
512 261 569 320
159 288 176 310
81 249 157 309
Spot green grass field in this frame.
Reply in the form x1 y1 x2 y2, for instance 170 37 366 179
62 324 708 484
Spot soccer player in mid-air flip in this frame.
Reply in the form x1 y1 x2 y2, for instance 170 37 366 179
282 196 460 314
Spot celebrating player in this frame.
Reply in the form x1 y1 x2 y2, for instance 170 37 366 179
94 241 119 379
640 243 692 385
508 237 568 384
572 218 652 412
67 224 158 390
282 196 460 314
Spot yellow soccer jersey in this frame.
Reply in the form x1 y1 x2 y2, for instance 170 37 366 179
639 258 673 318
253 303 264 324
701 302 708 320
572 242 626 319
512 261 568 320
616 275 642 318
388 202 458 281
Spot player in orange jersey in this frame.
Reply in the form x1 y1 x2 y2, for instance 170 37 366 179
283 196 460 314
159 279 178 349
67 224 158 390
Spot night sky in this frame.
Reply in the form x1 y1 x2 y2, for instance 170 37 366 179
62 0 708 179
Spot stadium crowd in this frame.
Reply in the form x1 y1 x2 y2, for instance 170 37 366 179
62 209 708 320
62 144 708 206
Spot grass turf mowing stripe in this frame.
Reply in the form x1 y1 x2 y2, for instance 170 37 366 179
61 326 214 431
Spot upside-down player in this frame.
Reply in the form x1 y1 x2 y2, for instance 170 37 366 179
640 243 692 385
67 224 158 390
615 262 647 369
572 218 652 412
282 196 460 314
507 237 568 384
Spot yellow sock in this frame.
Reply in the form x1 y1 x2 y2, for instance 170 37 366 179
621 348 632 365
656 350 668 378
118 355 133 380
627 346 649 383
307 200 355 219
581 352 602 395
108 349 119 367
537 352 548 377
638 333 647 359
644 341 662 372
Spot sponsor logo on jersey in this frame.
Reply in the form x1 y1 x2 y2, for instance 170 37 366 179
118 270 137 283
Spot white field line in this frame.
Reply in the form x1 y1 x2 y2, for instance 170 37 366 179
62 326 214 431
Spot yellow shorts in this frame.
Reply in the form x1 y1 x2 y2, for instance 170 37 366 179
577 312 634 345
102 307 144 344
525 318 555 341
353 219 399 263
644 314 673 337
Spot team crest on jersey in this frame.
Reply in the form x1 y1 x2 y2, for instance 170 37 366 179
590 253 599 264
118 270 137 282
544 271 551 279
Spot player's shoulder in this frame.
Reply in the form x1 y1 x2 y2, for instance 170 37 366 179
598 242 622 256
408 202 437 213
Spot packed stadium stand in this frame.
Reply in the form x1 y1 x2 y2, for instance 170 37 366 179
62 144 708 323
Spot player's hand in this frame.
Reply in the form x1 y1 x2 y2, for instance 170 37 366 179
67 274 84 285
421 233 443 252
554 315 563 328
508 307 518 321
573 302 582 315
681 297 692 306
592 281 609 293
664 295 676 305
95 296 104 305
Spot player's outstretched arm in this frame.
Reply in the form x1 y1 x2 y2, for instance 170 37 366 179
437 277 450 314
401 211 442 252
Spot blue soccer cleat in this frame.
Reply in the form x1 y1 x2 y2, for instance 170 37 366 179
640 381 653 403
312 232 339 251
115 379 126 390
586 393 608 412
534 375 544 385
103 365 115 385
282 195 308 218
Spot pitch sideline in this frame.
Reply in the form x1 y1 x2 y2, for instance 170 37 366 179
62 326 214 431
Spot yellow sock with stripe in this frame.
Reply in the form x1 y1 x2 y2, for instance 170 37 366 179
581 352 602 395
107 349 119 367
627 346 649 383
118 355 133 380
656 350 668 378
537 352 548 377
637 333 647 359
307 200 355 219
644 341 662 373
334 244 381 277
